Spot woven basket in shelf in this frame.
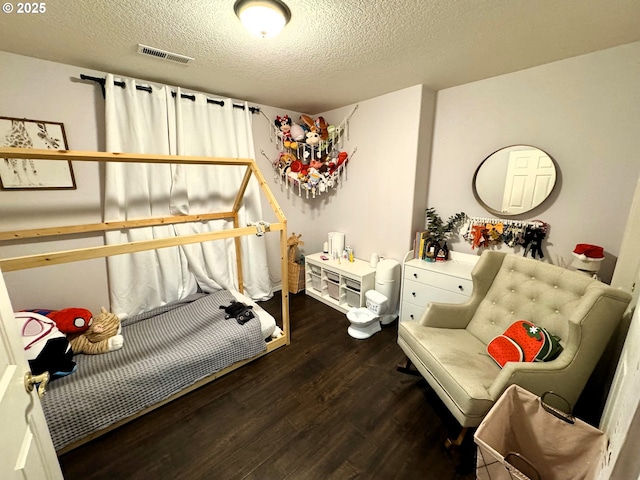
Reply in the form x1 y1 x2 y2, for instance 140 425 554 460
288 260 305 294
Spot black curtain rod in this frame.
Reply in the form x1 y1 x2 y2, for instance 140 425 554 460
79 74 261 114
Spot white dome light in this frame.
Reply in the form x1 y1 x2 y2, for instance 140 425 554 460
234 0 291 38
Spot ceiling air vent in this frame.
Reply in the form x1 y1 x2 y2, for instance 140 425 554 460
137 44 194 65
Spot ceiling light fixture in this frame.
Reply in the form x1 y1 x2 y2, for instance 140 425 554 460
234 0 291 38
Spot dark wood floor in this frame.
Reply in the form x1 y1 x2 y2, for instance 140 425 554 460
58 291 478 480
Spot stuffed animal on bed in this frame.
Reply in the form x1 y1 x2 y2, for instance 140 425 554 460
220 301 255 325
68 307 125 355
16 311 77 379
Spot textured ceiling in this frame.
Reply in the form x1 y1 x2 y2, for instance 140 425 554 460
1 0 639 113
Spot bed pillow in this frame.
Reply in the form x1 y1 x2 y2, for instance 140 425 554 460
487 320 562 368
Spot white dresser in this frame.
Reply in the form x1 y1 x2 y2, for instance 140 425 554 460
305 252 377 313
399 251 479 323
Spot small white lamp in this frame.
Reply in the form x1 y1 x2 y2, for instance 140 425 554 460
234 0 291 38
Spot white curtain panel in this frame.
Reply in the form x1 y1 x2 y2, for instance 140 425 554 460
105 75 195 316
171 88 271 300
104 76 270 316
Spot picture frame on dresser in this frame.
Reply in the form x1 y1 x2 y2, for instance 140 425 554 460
0 116 76 190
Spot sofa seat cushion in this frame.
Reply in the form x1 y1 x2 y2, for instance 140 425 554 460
399 322 500 419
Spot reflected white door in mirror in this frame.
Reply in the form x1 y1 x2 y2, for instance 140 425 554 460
473 145 558 216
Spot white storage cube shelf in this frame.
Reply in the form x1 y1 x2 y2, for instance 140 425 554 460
304 253 376 314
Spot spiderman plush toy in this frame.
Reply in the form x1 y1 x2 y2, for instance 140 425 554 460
27 307 93 334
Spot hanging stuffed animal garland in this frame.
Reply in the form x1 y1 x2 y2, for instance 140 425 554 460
267 109 357 199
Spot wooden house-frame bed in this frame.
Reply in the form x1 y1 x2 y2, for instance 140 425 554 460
0 147 290 453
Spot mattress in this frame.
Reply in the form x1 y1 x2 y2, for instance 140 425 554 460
41 290 271 451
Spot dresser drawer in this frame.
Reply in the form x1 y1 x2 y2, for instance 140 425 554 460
402 278 469 307
404 266 473 296
400 301 426 323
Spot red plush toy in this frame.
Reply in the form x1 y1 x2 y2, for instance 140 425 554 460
25 308 93 335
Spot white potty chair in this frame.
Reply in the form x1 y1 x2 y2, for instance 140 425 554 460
347 289 388 339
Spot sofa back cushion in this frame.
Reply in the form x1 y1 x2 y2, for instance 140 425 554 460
467 254 596 346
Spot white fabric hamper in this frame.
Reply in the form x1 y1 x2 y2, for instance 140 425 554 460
474 385 607 480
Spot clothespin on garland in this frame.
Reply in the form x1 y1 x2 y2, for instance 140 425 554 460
462 216 550 259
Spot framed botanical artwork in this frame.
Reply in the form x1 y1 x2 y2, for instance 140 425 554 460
0 116 76 190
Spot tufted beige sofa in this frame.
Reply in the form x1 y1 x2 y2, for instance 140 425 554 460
397 251 632 428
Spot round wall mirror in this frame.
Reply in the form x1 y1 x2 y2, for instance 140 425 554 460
472 145 558 216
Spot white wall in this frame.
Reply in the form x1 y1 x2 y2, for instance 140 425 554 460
428 42 640 283
413 85 438 234
0 51 110 311
611 176 640 292
254 84 435 285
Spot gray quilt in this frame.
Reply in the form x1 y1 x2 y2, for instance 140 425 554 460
41 290 266 451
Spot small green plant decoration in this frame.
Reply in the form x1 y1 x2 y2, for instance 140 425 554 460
423 208 467 261
425 208 467 243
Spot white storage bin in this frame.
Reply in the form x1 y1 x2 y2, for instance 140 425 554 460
345 277 361 292
326 270 340 283
309 263 321 275
310 273 322 291
327 279 340 300
346 287 361 307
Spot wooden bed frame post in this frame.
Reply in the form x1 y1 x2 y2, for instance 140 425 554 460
232 213 244 294
280 225 290 343
231 166 255 294
248 161 290 344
